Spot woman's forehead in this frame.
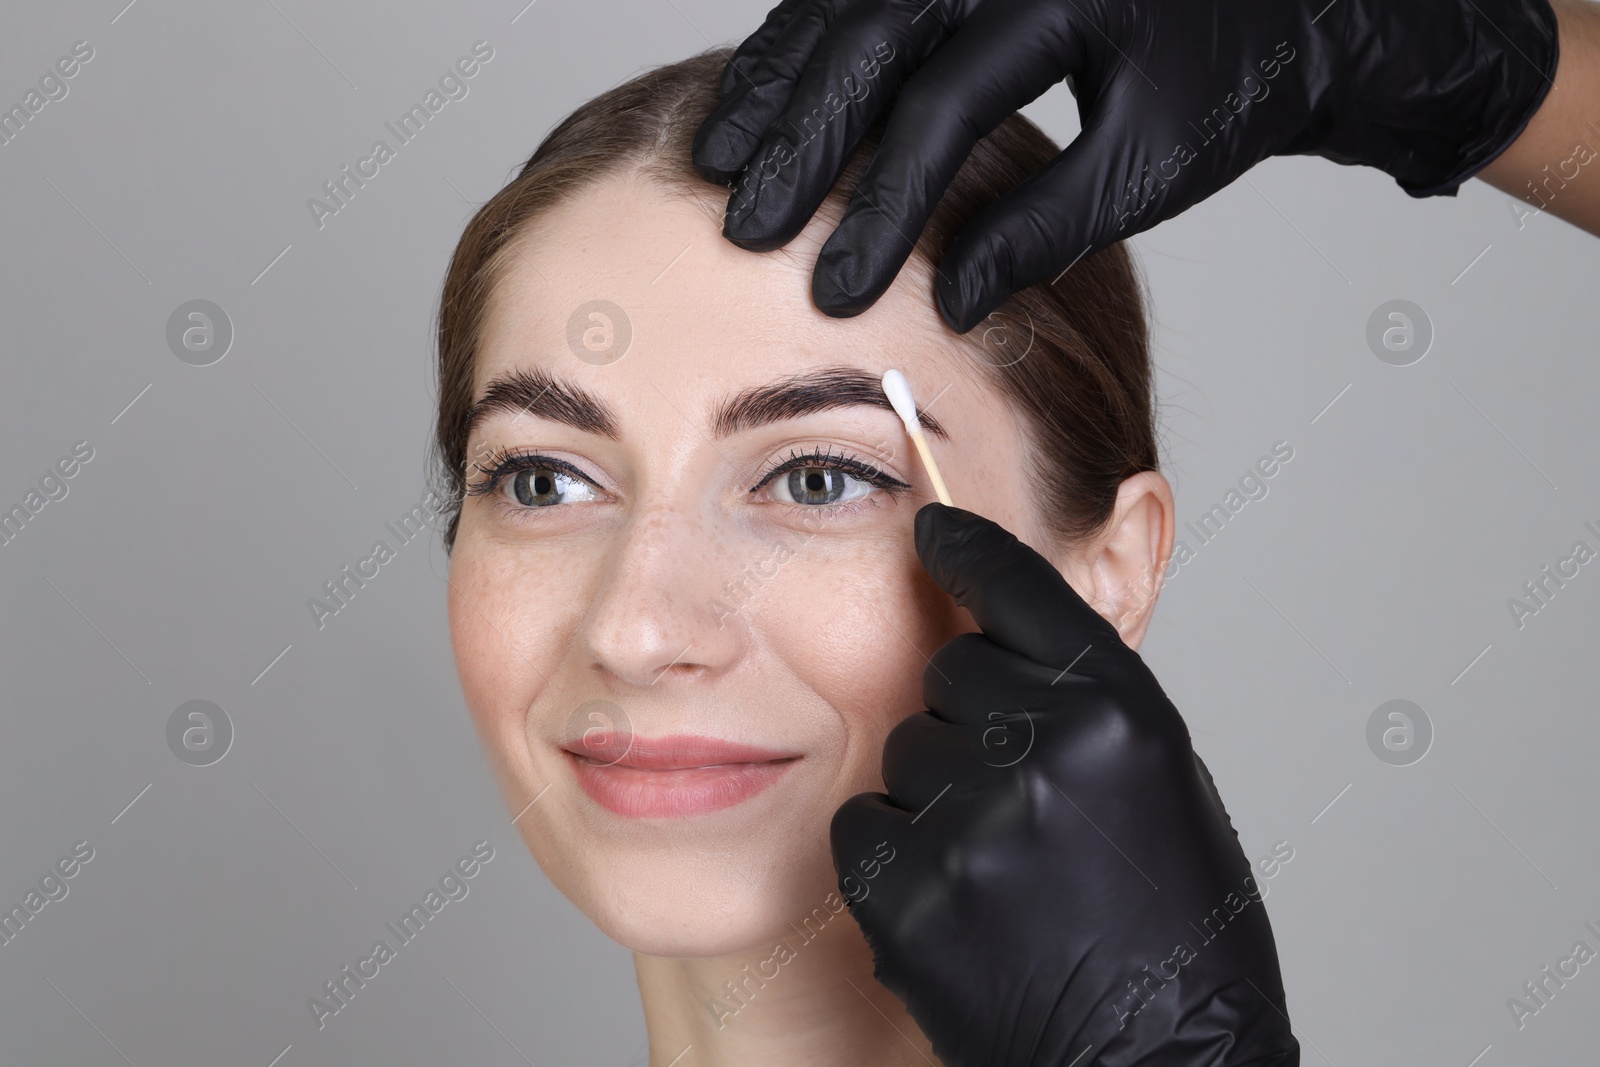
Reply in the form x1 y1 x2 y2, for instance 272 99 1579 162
474 172 966 397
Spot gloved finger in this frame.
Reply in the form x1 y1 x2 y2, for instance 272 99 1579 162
715 0 813 100
829 789 918 907
693 0 857 184
932 104 1167 333
829 792 953 1005
921 629 1118 729
876 708 995 812
914 503 1123 670
812 0 1091 316
926 634 1201 817
719 1 957 252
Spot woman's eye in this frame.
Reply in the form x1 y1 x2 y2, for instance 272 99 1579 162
766 464 876 506
504 467 599 507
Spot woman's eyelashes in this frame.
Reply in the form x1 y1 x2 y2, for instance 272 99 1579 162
749 445 909 509
465 444 908 513
467 449 601 510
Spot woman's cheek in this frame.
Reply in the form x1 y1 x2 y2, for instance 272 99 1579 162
447 530 602 781
751 525 944 791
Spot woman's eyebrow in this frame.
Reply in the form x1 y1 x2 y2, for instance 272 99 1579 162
711 366 949 440
465 365 949 442
466 368 621 441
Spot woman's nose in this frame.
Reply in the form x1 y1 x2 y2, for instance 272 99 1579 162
579 504 756 689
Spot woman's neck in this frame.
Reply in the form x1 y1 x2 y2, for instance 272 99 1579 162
632 903 942 1067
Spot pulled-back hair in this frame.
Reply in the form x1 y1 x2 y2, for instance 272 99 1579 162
434 48 1157 551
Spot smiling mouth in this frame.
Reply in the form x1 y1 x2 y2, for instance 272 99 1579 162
559 731 800 769
560 732 801 818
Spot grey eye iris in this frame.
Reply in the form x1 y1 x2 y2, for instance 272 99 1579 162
786 466 846 504
513 469 559 506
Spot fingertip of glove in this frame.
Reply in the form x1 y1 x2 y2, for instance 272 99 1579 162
722 185 792 253
692 158 739 187
813 208 913 317
691 92 771 187
914 503 1006 586
722 213 785 253
690 123 747 186
912 501 948 554
933 283 967 333
812 253 873 318
913 501 991 550
721 160 806 253
934 256 996 335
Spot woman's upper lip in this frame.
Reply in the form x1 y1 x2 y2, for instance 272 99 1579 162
560 731 800 769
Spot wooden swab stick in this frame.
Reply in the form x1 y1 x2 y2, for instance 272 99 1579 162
881 369 953 507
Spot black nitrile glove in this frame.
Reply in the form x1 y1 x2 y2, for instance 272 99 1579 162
693 0 1560 331
830 503 1298 1066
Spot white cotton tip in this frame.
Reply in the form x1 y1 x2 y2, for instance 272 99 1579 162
882 367 953 506
881 368 920 436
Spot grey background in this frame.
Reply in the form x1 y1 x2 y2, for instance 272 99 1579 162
2 1 1597 1064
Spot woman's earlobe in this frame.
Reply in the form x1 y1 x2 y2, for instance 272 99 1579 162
1095 556 1166 648
1051 555 1156 648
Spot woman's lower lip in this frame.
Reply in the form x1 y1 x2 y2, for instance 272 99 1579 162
567 753 797 818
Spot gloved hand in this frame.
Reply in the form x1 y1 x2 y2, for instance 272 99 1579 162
693 0 1560 332
830 503 1298 1066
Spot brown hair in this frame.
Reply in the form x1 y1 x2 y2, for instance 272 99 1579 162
434 48 1156 552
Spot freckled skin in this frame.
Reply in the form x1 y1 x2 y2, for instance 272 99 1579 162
446 170 1173 1064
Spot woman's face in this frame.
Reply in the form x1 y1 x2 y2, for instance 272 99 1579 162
449 171 1153 957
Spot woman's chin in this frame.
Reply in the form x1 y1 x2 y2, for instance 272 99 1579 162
596 904 793 959
580 872 836 959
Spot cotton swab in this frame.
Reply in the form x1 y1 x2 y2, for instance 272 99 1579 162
881 369 953 507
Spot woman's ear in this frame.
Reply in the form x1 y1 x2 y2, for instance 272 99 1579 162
1051 471 1175 651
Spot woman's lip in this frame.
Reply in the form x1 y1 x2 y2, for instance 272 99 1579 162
565 751 799 818
559 731 800 770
